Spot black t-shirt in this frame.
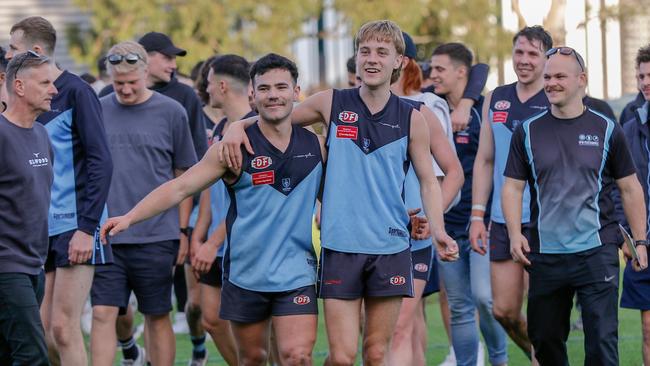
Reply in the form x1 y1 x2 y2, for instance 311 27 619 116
505 108 635 254
0 115 53 274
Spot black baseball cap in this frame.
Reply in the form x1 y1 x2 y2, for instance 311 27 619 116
138 32 187 57
402 32 417 59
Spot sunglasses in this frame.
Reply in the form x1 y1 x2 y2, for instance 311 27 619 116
12 50 45 78
545 47 585 72
107 53 143 65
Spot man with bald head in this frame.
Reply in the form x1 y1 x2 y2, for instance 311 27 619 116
502 47 648 365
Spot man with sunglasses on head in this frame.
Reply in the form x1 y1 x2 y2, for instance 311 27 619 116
0 50 56 366
89 41 197 366
503 46 648 366
470 26 552 364
6 16 113 366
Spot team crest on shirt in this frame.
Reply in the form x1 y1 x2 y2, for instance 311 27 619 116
494 100 511 110
338 111 358 123
251 156 273 169
362 138 371 152
293 295 311 305
282 178 292 192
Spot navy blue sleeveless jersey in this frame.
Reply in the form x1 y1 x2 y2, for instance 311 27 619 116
505 108 635 254
490 83 548 223
37 70 112 236
321 88 413 255
445 98 485 237
224 123 322 291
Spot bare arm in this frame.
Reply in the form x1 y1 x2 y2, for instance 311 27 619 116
190 189 212 261
409 110 458 261
617 174 648 270
502 177 529 265
469 91 494 254
192 220 226 275
100 143 231 241
420 105 464 210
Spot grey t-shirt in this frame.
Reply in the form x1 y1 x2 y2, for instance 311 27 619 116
0 115 53 274
101 92 198 244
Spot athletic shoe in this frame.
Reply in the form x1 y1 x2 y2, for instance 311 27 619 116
121 344 146 366
188 350 208 366
172 312 189 334
438 346 456 366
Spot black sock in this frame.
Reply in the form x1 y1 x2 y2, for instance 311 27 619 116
191 335 207 359
118 336 139 360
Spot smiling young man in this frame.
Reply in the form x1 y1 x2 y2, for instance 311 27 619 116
219 20 458 366
99 52 325 366
6 16 113 366
0 51 56 366
89 41 197 366
503 46 648 366
470 26 552 363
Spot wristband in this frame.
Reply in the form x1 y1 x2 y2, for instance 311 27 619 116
471 204 486 211
635 240 649 247
470 216 484 222
180 227 191 236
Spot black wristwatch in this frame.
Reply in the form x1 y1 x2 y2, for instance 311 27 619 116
635 240 649 247
180 227 191 236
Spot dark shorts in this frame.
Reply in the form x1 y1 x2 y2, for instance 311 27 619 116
220 280 318 323
318 247 414 299
411 246 433 281
91 240 178 315
422 250 441 297
0 271 48 365
489 222 532 262
621 259 650 310
44 229 113 272
198 256 223 288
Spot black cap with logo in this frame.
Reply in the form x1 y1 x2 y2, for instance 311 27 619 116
138 32 187 57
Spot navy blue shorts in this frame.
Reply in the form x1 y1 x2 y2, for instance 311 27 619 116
90 241 178 315
198 256 223 288
411 246 433 281
318 247 414 299
489 222 532 262
621 260 650 310
44 229 113 272
422 249 441 297
220 280 318 323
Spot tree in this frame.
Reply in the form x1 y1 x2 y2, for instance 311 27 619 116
69 0 320 74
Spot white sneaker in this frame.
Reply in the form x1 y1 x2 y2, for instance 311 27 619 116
121 344 146 366
477 341 485 366
172 312 189 334
439 346 456 366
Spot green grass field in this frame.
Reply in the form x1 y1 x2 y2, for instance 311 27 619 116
113 291 644 365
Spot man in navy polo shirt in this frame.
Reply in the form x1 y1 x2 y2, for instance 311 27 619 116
503 47 648 365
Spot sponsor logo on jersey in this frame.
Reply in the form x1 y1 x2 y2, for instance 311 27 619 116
336 125 358 139
455 131 470 144
252 171 275 185
339 111 359 123
492 111 508 123
293 294 311 305
388 227 408 238
29 152 49 168
494 100 511 110
578 134 600 147
530 105 548 110
293 152 315 159
251 156 273 169
324 279 342 285
390 275 406 286
414 263 429 273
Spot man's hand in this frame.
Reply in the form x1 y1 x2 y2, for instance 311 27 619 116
434 229 459 261
469 220 488 255
68 230 94 264
189 235 202 263
217 121 253 170
509 232 531 266
100 216 132 244
450 106 471 132
631 245 648 272
177 231 189 265
408 208 431 240
192 241 218 277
